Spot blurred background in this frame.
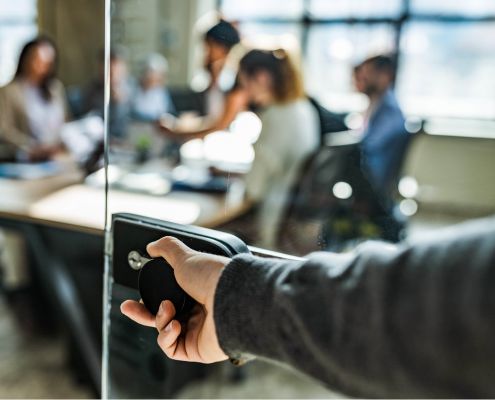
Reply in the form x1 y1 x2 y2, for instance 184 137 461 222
0 0 494 398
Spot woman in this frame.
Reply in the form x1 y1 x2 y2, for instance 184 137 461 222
230 49 320 247
0 36 67 162
158 19 247 141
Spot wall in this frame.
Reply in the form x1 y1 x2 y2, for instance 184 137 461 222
404 133 495 215
111 0 216 86
38 0 105 87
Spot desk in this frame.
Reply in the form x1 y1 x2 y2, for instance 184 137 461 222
2 179 248 236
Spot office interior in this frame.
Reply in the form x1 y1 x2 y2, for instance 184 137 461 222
0 0 494 398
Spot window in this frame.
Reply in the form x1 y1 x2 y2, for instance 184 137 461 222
305 24 395 112
221 0 495 132
221 0 304 20
308 0 403 19
397 22 495 120
410 0 495 17
0 0 38 86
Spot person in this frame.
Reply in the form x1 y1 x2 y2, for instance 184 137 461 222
354 55 409 199
81 48 133 139
0 36 67 162
121 215 495 398
158 19 247 141
130 53 176 122
233 49 319 247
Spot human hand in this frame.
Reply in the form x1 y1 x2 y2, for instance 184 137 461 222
120 237 230 363
28 144 61 162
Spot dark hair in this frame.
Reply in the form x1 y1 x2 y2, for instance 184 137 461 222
239 49 305 103
358 54 396 79
15 36 58 101
204 20 240 50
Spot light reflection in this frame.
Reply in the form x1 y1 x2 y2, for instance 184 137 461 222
332 181 353 199
180 132 255 171
328 38 354 60
404 117 422 133
229 111 262 143
398 176 419 198
399 198 418 216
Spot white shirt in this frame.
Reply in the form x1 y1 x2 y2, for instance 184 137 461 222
131 86 173 121
23 82 65 145
246 98 320 247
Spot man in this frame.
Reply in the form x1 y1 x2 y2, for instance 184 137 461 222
354 55 409 199
122 216 495 397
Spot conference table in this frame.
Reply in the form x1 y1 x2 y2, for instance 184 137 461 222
0 161 249 396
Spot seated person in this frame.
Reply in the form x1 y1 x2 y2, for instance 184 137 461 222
354 55 409 200
130 53 176 122
224 49 320 248
0 36 67 162
81 48 133 140
159 19 247 140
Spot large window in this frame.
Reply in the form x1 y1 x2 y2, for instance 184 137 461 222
221 0 495 127
0 0 38 86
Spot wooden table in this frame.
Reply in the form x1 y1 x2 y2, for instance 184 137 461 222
1 173 249 235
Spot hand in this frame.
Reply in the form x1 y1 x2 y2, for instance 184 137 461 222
28 144 61 162
121 236 230 363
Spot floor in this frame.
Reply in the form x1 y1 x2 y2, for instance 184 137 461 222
0 297 93 399
0 212 470 398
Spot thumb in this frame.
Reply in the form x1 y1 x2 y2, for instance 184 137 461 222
146 236 228 305
146 236 194 270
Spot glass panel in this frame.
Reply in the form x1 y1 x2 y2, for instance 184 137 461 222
305 24 396 112
396 22 495 120
101 0 495 398
221 0 304 20
411 0 495 16
103 1 331 398
308 0 403 18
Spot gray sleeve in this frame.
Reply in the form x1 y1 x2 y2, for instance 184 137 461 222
213 217 495 398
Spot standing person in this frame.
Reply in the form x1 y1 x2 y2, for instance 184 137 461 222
201 19 241 123
354 55 409 199
0 36 67 162
130 53 176 122
234 49 319 247
122 215 495 398
158 19 247 140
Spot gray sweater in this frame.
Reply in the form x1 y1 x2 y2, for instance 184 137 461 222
214 217 495 398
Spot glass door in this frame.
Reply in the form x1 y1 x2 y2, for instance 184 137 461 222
99 0 401 396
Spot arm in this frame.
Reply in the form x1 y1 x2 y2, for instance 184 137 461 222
121 217 495 397
158 89 247 141
0 86 31 153
215 217 495 397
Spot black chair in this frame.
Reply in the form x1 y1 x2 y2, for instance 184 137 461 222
277 132 409 255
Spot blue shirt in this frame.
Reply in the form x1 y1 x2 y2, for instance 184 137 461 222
361 89 409 197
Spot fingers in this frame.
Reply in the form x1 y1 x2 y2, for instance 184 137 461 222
155 302 191 362
120 300 155 327
155 300 176 332
146 236 194 271
157 320 184 359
